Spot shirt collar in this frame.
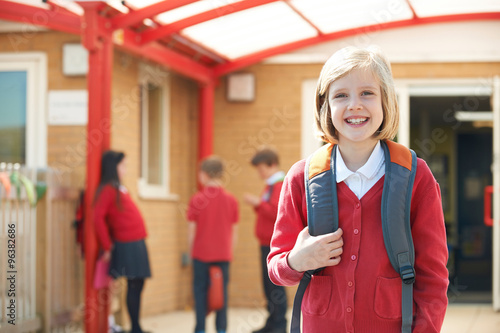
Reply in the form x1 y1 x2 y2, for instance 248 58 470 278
266 171 286 185
336 141 384 183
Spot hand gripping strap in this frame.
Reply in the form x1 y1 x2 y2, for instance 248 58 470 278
381 140 418 333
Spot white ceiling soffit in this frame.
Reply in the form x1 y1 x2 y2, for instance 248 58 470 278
265 21 500 64
409 0 500 17
181 1 318 59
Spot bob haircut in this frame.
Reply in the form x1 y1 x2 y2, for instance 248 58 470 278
314 46 399 143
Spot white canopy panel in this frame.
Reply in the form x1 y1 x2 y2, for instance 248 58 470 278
182 1 318 59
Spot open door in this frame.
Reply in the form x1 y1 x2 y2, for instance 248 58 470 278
493 76 500 311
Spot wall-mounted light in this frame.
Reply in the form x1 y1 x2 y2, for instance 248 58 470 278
62 43 88 76
226 73 255 102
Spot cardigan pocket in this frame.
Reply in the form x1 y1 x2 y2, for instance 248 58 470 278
374 276 402 319
302 275 333 316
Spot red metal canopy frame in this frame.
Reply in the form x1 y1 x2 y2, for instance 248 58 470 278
1 1 499 83
0 1 499 332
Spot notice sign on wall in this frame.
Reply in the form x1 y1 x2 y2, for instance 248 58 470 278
48 90 88 125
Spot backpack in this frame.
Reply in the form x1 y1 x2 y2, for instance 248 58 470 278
291 140 417 333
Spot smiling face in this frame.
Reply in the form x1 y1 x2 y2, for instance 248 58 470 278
328 67 384 149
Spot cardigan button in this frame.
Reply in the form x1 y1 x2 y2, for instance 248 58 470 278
346 307 352 313
353 228 359 235
348 281 354 287
351 255 357 261
355 202 361 209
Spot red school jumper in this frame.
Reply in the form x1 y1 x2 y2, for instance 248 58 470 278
187 186 239 262
255 180 284 246
268 158 449 333
94 185 147 251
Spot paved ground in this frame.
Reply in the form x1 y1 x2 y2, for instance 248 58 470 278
141 304 500 333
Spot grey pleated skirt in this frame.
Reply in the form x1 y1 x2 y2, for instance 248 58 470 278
109 239 151 279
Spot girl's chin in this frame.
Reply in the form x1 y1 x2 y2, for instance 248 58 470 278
338 135 378 145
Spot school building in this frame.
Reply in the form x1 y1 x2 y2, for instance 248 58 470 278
0 0 499 332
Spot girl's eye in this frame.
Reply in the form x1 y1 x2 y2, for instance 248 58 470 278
335 93 347 98
361 91 374 96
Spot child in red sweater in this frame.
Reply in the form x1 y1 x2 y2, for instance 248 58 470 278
244 148 287 333
267 46 449 332
94 150 151 333
187 156 239 333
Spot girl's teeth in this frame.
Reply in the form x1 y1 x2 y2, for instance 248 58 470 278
347 118 367 124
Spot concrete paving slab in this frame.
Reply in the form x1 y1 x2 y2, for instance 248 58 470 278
141 304 500 333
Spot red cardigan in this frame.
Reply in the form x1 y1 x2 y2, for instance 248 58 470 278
255 181 283 246
268 158 449 333
94 185 147 251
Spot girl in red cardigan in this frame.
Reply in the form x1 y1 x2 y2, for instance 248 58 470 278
267 47 449 332
94 150 151 333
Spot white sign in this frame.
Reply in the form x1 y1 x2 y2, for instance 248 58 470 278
48 90 88 125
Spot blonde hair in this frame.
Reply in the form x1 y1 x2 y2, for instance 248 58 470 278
314 46 399 143
200 156 224 179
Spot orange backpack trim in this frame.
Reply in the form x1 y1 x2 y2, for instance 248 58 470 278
385 140 412 171
308 144 334 180
307 140 412 179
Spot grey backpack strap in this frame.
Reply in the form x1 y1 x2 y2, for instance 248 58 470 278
291 145 338 333
380 140 418 333
305 144 339 237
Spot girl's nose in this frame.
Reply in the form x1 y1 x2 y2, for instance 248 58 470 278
348 96 362 111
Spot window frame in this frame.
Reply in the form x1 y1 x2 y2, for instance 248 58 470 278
137 63 178 200
0 52 47 168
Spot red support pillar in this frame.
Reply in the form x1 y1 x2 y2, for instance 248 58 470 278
198 82 215 161
78 2 113 332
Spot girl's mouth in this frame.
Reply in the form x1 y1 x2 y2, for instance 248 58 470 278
345 117 368 125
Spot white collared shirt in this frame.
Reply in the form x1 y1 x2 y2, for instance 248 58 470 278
266 171 286 185
336 141 385 199
261 171 286 202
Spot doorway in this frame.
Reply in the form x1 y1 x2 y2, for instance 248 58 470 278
409 93 493 302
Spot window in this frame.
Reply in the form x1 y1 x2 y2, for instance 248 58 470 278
0 53 47 167
138 63 177 200
0 71 27 164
